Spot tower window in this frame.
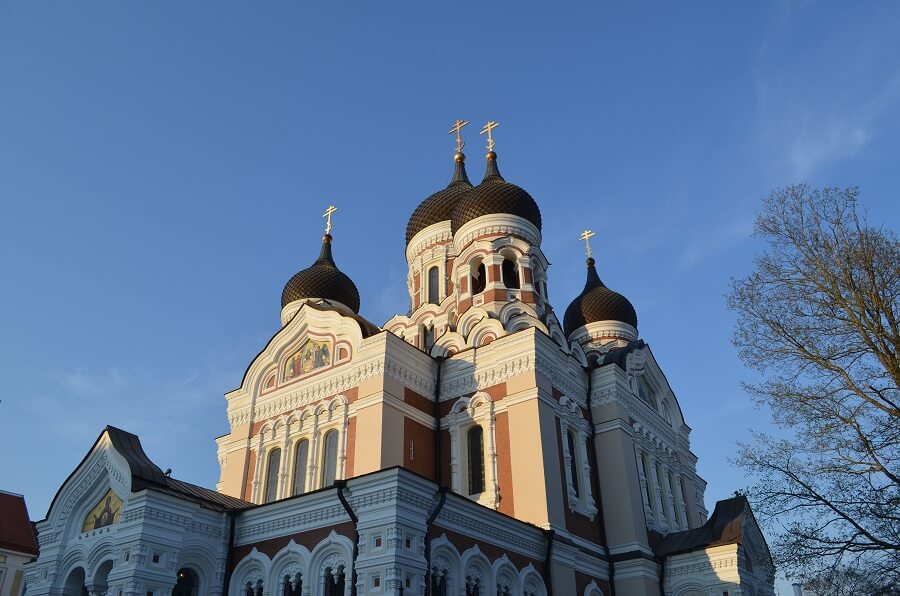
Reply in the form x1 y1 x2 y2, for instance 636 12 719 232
321 429 339 487
467 426 485 495
423 324 435 352
428 266 440 304
471 258 486 295
264 448 281 503
502 256 520 289
292 439 309 496
567 431 580 499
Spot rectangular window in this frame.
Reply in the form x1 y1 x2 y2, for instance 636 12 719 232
467 426 485 495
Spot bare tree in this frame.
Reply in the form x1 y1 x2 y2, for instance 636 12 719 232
726 185 900 590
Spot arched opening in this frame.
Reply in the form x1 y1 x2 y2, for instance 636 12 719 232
431 569 449 596
567 430 580 499
422 324 435 352
244 578 263 596
172 567 199 596
470 258 486 295
92 560 113 596
292 439 309 496
467 426 485 495
323 565 345 596
264 448 281 503
64 567 89 596
281 569 302 596
320 429 339 487
427 265 440 304
501 255 520 289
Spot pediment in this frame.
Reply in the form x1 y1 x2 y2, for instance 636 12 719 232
233 304 371 400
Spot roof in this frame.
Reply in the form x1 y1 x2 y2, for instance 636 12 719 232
282 235 361 313
450 151 542 233
45 426 252 519
563 258 637 335
0 491 39 556
653 495 751 558
105 426 252 512
406 154 472 245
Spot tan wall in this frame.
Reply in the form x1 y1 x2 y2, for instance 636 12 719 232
507 398 550 527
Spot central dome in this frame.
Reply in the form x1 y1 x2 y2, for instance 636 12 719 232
450 151 542 233
405 153 472 245
281 235 361 313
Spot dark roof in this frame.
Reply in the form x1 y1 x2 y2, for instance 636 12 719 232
602 339 647 370
406 154 472 245
104 426 252 511
563 258 637 335
0 491 38 556
653 496 750 558
450 151 542 233
281 234 361 313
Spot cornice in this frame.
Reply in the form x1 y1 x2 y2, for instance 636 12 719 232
453 214 541 254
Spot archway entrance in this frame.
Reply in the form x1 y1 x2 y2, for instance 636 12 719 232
172 567 199 596
63 567 89 596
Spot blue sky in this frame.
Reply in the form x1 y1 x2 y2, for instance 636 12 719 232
2 2 899 586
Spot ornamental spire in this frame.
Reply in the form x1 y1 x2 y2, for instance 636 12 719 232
479 120 500 153
323 204 337 236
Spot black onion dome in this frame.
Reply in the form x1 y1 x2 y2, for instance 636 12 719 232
450 151 542 233
563 258 637 336
281 235 361 313
405 154 472 245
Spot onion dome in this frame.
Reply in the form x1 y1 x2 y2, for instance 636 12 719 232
405 152 472 245
281 234 361 313
450 151 542 233
563 257 637 336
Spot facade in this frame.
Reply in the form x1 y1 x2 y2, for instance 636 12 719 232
25 139 775 596
0 491 39 596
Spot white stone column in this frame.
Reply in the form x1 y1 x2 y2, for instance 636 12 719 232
449 424 460 493
278 424 292 499
251 433 265 503
337 404 349 481
485 407 499 509
307 414 320 490
635 450 653 521
647 455 667 532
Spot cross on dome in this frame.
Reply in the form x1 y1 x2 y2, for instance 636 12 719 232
480 121 500 152
323 205 337 235
580 229 596 259
449 119 469 153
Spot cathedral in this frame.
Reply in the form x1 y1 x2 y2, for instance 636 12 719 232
25 122 775 596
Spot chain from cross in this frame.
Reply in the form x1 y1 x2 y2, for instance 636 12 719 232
580 229 596 258
449 119 469 152
323 205 337 235
479 121 500 152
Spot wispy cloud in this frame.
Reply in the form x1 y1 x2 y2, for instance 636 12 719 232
676 217 754 271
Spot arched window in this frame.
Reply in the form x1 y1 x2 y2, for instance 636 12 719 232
264 448 281 503
423 324 435 352
282 571 302 596
471 258 486 295
323 565 345 596
321 429 339 487
172 568 198 596
567 431 580 499
501 256 520 289
245 579 263 596
467 426 485 495
428 266 440 304
292 439 309 496
431 569 449 596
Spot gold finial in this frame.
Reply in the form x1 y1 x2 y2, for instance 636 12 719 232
323 205 337 235
449 119 469 153
580 229 596 258
480 121 500 152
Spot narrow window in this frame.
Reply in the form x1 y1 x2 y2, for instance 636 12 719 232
502 257 520 289
292 439 309 496
321 429 339 487
423 325 435 352
640 455 653 512
467 426 485 495
282 571 302 596
669 472 682 527
567 431 580 499
657 463 668 521
471 259 486 295
428 266 440 304
324 566 345 596
264 448 281 503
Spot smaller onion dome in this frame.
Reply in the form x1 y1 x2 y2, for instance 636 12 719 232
450 151 542 233
405 152 472 245
563 257 637 336
281 234 361 313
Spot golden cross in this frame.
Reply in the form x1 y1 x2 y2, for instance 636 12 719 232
449 119 469 152
323 205 337 235
580 229 596 258
479 121 500 152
